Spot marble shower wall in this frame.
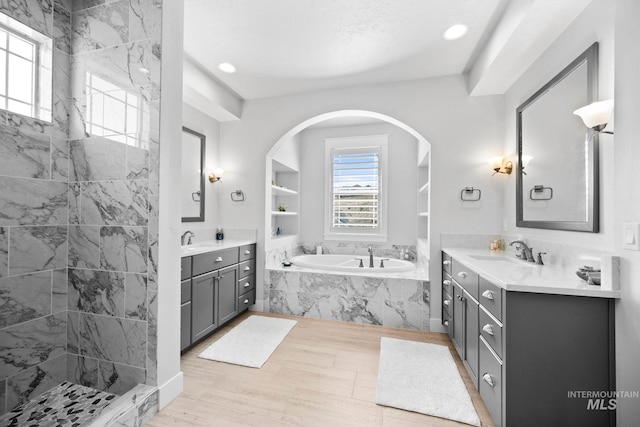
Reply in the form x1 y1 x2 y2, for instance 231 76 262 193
0 0 72 414
0 0 163 416
67 0 162 396
265 270 430 330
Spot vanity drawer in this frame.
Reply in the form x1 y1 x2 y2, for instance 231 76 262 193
238 289 255 310
239 244 256 262
192 248 239 276
238 259 255 279
442 310 452 335
180 279 191 304
479 336 503 427
238 274 255 295
479 277 502 321
442 252 452 274
442 272 453 296
181 256 192 281
442 290 453 319
452 260 479 299
479 306 503 358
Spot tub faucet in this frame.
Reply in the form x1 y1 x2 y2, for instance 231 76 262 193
508 240 535 262
181 230 194 246
368 246 374 268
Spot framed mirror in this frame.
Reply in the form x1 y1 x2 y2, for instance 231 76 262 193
181 127 206 222
516 42 599 232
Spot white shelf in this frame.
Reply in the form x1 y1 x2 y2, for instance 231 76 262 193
418 182 429 194
419 212 429 217
272 211 298 216
271 185 298 196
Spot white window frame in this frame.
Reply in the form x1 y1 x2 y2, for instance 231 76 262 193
0 12 52 122
324 135 388 242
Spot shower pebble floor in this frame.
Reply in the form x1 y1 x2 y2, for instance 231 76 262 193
0 382 116 427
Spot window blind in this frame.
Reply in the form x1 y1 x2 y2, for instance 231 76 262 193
332 151 380 228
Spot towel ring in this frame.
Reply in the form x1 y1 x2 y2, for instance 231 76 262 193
529 185 553 201
460 187 481 201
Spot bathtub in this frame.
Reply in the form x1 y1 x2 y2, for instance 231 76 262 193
291 254 415 273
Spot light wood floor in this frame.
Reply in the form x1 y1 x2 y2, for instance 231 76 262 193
148 312 496 427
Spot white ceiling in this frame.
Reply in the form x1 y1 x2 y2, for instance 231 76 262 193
183 0 593 101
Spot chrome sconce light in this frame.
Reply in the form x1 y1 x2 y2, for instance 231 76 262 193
573 99 614 138
489 156 513 175
208 167 224 183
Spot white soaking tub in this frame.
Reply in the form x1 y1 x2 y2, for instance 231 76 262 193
291 254 415 273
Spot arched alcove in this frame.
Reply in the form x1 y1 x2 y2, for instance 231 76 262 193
264 110 431 262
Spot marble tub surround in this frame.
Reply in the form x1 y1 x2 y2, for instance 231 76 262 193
265 269 430 330
443 247 620 298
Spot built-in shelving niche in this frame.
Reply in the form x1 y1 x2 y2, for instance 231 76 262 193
270 160 299 240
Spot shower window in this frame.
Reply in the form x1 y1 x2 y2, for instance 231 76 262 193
0 12 52 122
324 135 388 242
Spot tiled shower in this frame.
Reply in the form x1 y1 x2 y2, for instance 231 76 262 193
0 0 162 421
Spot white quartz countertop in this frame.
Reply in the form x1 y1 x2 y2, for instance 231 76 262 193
442 248 620 299
181 239 256 257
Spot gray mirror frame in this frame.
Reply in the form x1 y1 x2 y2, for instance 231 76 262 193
181 126 206 223
516 42 599 233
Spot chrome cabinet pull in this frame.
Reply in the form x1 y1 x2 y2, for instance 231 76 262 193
482 290 495 300
443 260 451 266
244 282 250 288
244 250 251 255
443 299 451 306
244 266 251 271
482 373 495 387
215 257 223 262
243 299 249 304
457 271 467 279
482 324 495 336
444 320 449 326
443 279 451 286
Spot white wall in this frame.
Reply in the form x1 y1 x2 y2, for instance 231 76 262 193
218 75 505 311
502 0 640 424
613 0 640 424
298 122 418 245
181 103 222 235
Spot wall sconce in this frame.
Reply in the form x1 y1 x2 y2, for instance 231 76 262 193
489 156 513 175
573 99 614 136
208 168 224 183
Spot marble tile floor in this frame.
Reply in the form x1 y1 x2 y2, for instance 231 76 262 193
0 382 116 427
148 311 496 427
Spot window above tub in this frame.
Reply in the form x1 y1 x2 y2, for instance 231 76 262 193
0 12 52 122
324 135 388 242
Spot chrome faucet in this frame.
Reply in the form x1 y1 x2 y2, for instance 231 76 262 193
508 240 535 262
368 246 374 268
181 230 194 246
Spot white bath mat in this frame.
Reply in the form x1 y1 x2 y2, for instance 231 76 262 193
198 316 297 368
375 337 480 426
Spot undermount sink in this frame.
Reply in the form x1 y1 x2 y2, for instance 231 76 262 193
469 255 538 267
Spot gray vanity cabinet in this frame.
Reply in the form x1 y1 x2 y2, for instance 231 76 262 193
181 244 257 351
218 266 239 325
191 270 218 342
442 251 615 427
447 258 480 387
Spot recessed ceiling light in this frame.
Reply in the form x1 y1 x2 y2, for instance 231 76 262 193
443 24 468 41
218 62 236 73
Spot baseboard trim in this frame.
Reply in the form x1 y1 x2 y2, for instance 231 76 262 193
250 299 264 312
158 371 183 409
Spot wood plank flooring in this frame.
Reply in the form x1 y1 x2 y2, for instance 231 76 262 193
148 312 496 427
